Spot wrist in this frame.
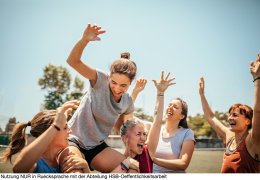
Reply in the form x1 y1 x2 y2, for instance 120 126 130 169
157 92 164 96
253 77 260 82
120 162 129 172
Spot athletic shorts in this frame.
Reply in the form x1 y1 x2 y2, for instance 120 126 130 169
68 138 109 170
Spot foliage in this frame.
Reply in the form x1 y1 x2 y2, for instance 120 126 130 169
188 111 228 138
133 107 153 122
38 64 85 110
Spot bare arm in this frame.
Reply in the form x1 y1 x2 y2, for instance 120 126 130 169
13 101 79 173
153 140 195 171
250 53 260 142
146 71 175 158
131 79 147 103
67 24 106 86
199 77 229 139
113 114 131 133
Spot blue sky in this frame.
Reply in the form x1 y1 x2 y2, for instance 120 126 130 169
0 0 260 128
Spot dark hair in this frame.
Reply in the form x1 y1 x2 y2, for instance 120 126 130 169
110 52 137 82
0 110 56 163
228 103 253 130
176 98 189 128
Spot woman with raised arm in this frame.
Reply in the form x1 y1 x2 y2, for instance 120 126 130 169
63 23 140 172
117 71 175 173
152 77 196 173
199 53 260 173
152 98 195 173
0 100 90 173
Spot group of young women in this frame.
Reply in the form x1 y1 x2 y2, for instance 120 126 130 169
1 23 259 173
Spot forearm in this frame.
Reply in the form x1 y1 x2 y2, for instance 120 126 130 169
67 39 89 67
252 80 260 139
200 94 214 119
153 158 188 171
254 80 260 112
13 126 58 172
131 91 139 103
147 93 164 157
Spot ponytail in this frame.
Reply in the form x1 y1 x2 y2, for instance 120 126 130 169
0 122 29 163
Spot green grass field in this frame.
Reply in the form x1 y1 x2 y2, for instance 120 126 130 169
0 148 224 173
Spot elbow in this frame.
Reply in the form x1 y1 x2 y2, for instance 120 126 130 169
13 159 30 173
177 162 189 171
13 163 24 173
67 58 74 67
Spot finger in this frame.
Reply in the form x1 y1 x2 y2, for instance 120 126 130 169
152 80 157 86
97 29 106 34
65 108 73 117
165 72 170 81
94 37 101 41
161 71 164 81
250 61 255 68
168 83 176 86
200 77 204 84
168 77 175 83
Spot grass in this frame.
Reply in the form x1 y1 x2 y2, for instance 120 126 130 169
0 148 224 173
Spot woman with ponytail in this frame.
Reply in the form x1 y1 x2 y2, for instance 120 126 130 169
64 23 142 173
1 100 90 173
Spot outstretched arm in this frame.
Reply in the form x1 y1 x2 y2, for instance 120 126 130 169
250 53 260 142
67 24 106 86
146 71 175 158
13 100 79 173
199 77 229 139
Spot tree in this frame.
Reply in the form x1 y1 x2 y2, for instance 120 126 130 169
133 107 153 122
188 111 228 139
38 64 84 110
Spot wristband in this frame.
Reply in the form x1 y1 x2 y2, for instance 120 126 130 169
120 162 129 171
157 93 164 96
52 124 61 131
253 77 260 82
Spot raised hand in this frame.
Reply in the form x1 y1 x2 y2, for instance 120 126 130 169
133 79 147 94
54 100 80 129
82 23 106 42
250 53 260 79
199 77 205 96
152 71 175 93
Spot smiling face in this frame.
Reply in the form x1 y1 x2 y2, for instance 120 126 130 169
228 108 250 133
52 123 72 148
123 123 147 157
165 99 184 121
109 73 131 102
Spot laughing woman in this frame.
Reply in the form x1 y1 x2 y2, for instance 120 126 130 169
0 100 89 173
152 97 196 173
199 53 260 173
118 71 175 173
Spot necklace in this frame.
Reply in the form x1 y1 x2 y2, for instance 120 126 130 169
226 132 248 154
